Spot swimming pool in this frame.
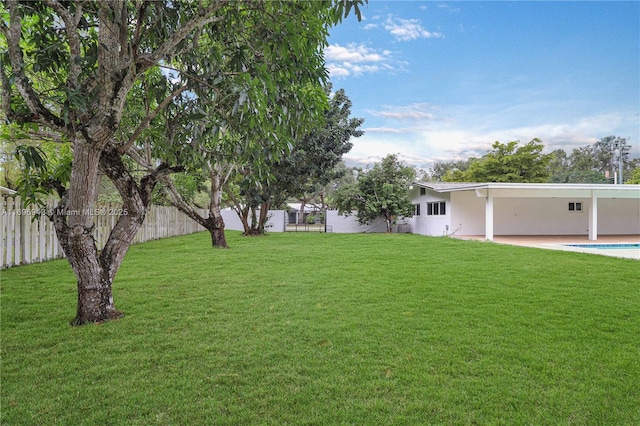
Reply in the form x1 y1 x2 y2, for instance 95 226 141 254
564 243 640 250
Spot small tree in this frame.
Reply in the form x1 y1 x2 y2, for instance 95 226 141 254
334 154 415 233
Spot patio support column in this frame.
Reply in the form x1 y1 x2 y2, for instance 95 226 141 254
589 191 598 240
485 190 494 241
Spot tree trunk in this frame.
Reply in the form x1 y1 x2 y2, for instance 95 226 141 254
162 174 228 249
57 143 175 325
57 141 122 325
228 193 251 235
258 200 271 234
207 219 226 247
238 206 251 235
207 166 228 248
250 206 258 234
298 198 307 225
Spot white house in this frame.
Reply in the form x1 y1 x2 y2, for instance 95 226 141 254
408 182 640 240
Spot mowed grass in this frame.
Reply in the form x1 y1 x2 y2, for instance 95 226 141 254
1 231 639 425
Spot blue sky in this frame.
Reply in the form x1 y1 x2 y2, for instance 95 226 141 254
326 1 640 169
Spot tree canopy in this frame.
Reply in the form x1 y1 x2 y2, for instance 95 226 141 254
1 0 365 325
334 154 415 233
548 136 636 184
246 84 364 227
425 136 638 184
444 139 551 183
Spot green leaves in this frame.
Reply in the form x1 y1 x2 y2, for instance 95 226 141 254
335 154 415 229
331 0 366 24
446 139 552 183
14 145 47 171
12 141 73 213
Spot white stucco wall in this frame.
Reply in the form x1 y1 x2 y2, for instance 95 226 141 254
406 187 451 236
492 198 589 235
449 191 485 236
491 197 640 236
598 198 640 234
220 209 286 233
325 210 390 233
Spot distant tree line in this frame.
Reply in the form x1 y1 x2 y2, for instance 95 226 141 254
423 136 639 184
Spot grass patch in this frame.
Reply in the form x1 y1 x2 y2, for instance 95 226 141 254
2 232 639 424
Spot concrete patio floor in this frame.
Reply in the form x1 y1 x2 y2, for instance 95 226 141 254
454 235 640 260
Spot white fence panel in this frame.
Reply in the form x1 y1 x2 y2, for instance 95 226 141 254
2 196 295 269
1 197 208 269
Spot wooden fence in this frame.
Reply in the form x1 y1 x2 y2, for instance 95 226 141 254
1 196 207 269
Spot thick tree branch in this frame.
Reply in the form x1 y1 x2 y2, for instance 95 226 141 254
131 1 150 59
118 84 189 154
161 177 210 229
1 61 14 121
3 0 68 132
135 2 228 74
43 0 82 90
98 144 182 281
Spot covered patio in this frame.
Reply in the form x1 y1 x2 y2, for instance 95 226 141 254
411 182 640 242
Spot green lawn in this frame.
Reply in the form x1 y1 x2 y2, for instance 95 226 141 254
1 232 639 425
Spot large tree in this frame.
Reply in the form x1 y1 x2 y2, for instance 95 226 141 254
626 167 640 184
425 158 472 182
445 139 551 183
548 136 637 183
280 86 364 223
223 85 363 234
1 0 364 325
334 154 415 233
248 85 364 226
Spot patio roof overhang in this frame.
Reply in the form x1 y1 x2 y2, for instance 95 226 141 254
415 182 640 199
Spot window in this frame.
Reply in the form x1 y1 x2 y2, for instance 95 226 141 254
568 202 582 212
426 201 446 216
420 187 426 196
413 204 421 216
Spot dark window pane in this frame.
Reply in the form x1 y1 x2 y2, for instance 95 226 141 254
427 203 433 215
440 202 446 215
569 202 575 211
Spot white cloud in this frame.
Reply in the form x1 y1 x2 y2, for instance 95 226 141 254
325 43 396 78
327 65 351 78
325 44 387 63
438 4 461 13
365 127 416 134
383 15 443 41
367 103 443 122
344 112 638 170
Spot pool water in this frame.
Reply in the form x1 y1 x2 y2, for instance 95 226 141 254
564 243 640 250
